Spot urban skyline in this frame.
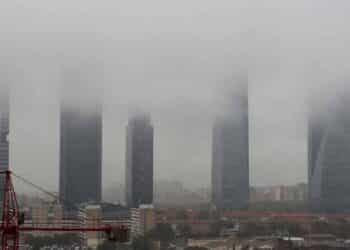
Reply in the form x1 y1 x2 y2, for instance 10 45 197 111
1 0 349 193
0 81 348 211
3 79 345 210
2 1 350 248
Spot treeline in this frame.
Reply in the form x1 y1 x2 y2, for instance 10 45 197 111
97 223 176 250
248 201 308 212
25 233 81 250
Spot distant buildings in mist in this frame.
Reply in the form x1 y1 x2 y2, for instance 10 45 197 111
103 180 210 208
250 183 307 203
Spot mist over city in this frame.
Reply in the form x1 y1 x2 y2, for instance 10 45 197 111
1 0 348 192
1 1 350 249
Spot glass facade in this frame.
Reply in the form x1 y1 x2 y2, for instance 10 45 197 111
125 114 154 208
59 104 102 210
309 92 350 213
0 90 9 202
212 83 249 210
0 92 9 170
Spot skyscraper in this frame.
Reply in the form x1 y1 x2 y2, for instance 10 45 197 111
212 81 249 210
125 113 154 208
0 89 9 172
59 80 102 210
309 89 350 213
0 88 9 201
308 99 326 211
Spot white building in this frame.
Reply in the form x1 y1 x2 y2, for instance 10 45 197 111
130 204 155 239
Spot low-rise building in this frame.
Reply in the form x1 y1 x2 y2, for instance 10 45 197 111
32 203 63 225
83 205 102 249
130 204 156 239
188 238 236 250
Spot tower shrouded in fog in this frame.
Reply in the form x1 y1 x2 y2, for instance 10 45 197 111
212 79 249 210
125 112 154 208
309 87 350 213
59 72 102 210
0 88 9 171
0 86 9 201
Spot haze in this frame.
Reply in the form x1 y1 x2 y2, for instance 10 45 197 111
1 0 350 193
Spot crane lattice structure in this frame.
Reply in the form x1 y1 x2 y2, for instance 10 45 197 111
0 170 128 250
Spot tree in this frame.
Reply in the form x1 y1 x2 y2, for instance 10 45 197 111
96 240 117 250
209 221 223 237
149 223 175 242
96 241 132 250
238 222 267 238
132 236 154 250
178 223 192 238
149 223 175 250
184 247 207 250
25 233 81 250
176 210 188 220
197 210 210 220
116 243 132 250
311 221 331 234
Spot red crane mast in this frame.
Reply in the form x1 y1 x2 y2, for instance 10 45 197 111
0 170 128 250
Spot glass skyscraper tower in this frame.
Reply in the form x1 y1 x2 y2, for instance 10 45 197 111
125 112 154 208
0 89 9 172
212 81 249 210
59 75 102 211
309 89 350 213
0 87 9 202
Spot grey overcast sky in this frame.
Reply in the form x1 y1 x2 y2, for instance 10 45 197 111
1 0 350 192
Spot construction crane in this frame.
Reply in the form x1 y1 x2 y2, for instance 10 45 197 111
0 170 129 250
